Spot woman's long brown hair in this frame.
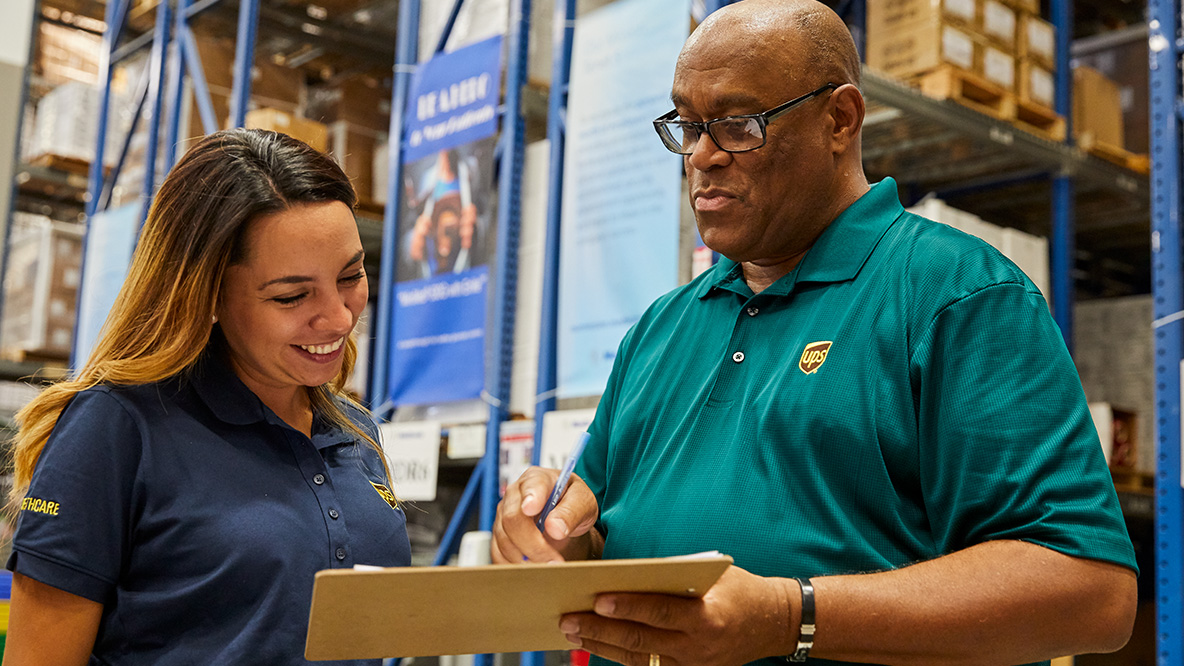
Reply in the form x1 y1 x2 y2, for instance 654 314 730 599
10 128 389 501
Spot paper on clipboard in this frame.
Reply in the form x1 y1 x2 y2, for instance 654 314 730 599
304 553 733 660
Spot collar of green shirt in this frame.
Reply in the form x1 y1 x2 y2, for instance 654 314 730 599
697 177 904 299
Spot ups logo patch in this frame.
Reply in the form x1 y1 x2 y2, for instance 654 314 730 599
371 482 400 509
799 341 832 375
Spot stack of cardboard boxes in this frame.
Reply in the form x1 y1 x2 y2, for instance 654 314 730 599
867 0 1060 135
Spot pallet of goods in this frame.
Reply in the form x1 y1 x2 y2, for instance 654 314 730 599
0 214 83 364
866 0 1066 143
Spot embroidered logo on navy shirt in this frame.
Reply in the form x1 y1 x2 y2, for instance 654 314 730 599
799 341 832 375
370 482 399 509
20 496 61 516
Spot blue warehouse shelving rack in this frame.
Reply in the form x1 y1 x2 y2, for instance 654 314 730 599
1148 0 1183 662
10 0 1180 660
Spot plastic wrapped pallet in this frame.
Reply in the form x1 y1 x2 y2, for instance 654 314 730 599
24 82 133 168
1 214 83 359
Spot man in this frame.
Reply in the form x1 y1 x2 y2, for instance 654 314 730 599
492 2 1138 665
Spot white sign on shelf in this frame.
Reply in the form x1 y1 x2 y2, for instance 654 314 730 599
447 422 487 459
540 408 598 470
498 420 536 496
380 421 442 502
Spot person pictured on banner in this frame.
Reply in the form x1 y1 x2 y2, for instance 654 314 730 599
4 128 411 665
492 2 1137 666
404 147 483 278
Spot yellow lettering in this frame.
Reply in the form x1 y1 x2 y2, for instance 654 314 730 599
20 497 61 516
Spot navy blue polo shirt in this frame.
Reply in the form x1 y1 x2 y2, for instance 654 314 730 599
9 352 411 665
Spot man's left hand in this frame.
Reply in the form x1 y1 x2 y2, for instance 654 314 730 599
559 565 794 666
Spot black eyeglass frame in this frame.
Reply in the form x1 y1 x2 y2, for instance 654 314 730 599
653 82 839 155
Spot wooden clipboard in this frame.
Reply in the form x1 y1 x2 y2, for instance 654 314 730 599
304 554 733 660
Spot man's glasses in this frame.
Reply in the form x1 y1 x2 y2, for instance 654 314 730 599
653 83 838 155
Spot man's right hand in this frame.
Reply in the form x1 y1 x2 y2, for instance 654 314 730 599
492 466 601 564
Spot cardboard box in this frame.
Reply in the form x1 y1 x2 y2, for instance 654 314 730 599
245 108 329 152
1018 59 1055 108
1089 402 1138 469
36 22 102 87
1 214 83 358
1073 29 1148 153
372 134 390 206
327 121 381 203
306 74 392 135
981 45 1015 91
979 0 1017 48
1073 66 1124 148
998 0 1038 12
867 20 976 78
1017 14 1056 70
867 0 976 35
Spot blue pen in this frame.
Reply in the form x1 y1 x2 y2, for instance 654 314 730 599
536 432 590 532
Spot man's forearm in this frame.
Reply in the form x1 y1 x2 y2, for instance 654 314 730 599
805 540 1137 665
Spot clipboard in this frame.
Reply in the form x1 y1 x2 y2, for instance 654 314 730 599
304 554 733 660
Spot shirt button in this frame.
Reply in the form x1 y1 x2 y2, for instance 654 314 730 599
328 509 340 520
335 547 347 561
732 351 745 363
313 473 326 485
747 307 759 317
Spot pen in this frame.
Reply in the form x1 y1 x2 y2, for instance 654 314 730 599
536 431 590 532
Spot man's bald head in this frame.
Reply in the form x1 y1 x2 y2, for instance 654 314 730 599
681 0 861 92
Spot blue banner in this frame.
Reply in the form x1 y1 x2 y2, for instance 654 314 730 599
388 38 502 406
389 268 489 405
403 36 502 164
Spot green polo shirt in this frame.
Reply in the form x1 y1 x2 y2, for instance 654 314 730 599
577 178 1136 665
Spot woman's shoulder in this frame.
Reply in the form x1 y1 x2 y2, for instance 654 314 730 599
63 378 188 427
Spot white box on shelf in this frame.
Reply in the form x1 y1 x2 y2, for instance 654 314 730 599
1 214 84 358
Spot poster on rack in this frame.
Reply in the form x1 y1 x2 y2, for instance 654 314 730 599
388 36 502 406
73 202 141 364
557 0 689 398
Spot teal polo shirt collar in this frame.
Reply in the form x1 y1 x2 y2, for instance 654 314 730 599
189 347 353 450
697 177 903 299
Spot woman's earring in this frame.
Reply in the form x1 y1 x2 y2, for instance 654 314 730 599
212 314 218 324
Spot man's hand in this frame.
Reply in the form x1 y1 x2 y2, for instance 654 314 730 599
491 466 600 563
558 566 795 666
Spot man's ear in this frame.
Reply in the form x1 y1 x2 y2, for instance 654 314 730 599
829 84 865 155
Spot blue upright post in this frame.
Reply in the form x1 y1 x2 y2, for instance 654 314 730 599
85 0 131 218
529 0 576 463
228 0 260 128
370 0 420 414
1148 1 1183 662
523 5 576 666
138 0 172 227
164 0 193 171
481 0 532 533
1048 0 1073 349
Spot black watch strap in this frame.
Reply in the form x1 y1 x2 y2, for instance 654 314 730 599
788 577 815 662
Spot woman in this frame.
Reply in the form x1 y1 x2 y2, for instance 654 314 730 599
4 129 410 665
